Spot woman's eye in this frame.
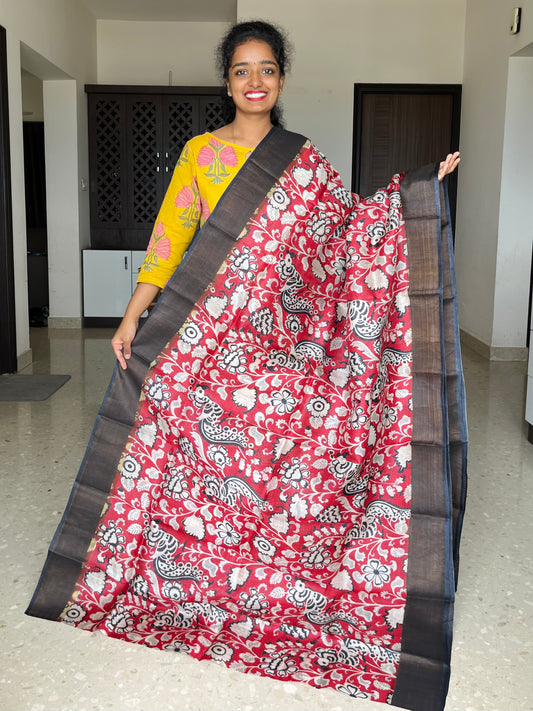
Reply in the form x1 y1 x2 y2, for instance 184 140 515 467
235 69 247 76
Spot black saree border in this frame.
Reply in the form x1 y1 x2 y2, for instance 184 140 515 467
441 185 468 580
392 166 468 711
26 127 308 621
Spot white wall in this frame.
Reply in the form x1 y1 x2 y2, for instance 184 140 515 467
0 0 96 361
44 80 84 321
21 71 43 121
493 55 533 350
455 0 533 354
237 0 466 185
97 20 231 85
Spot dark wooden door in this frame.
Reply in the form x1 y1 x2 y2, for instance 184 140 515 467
352 84 461 227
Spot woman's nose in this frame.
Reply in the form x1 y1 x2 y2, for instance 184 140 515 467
248 68 262 86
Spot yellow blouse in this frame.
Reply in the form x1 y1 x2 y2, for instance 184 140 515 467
137 133 252 288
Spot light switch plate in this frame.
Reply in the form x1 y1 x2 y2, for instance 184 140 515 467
511 7 521 34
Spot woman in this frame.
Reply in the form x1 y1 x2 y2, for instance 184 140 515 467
111 21 459 369
110 22 290 369
28 21 466 711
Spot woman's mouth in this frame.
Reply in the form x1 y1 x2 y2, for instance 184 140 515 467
244 91 268 101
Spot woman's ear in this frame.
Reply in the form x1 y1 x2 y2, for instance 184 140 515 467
226 80 232 97
279 74 285 95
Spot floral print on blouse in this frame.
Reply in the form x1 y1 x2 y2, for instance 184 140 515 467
138 133 252 289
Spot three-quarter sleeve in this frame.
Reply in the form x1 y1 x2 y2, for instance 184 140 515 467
137 144 201 289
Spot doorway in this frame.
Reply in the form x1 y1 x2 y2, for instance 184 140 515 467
352 83 462 229
22 71 48 327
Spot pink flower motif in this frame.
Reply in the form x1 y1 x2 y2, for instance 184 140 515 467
146 235 155 253
154 236 171 261
219 145 238 167
209 137 223 148
175 185 195 208
154 221 165 237
197 146 215 167
192 177 201 211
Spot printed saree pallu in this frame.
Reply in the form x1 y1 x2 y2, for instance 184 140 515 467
27 128 467 711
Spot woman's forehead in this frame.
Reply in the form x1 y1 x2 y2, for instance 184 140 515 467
231 39 278 66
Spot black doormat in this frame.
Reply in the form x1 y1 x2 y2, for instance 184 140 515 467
0 374 71 401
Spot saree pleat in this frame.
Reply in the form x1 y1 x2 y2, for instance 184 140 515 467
26 131 467 711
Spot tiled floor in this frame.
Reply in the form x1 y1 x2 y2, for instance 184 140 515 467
1 327 532 711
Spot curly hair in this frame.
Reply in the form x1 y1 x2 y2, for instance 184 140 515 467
215 20 291 127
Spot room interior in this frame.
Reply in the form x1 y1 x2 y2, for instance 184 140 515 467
0 1 532 710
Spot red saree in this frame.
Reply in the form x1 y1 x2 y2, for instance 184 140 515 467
26 128 467 711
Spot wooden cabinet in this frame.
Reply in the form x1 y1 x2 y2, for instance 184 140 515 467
86 85 224 250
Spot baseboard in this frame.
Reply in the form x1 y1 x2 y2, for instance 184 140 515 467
47 317 82 329
460 330 528 362
83 316 121 328
460 330 491 359
17 348 33 371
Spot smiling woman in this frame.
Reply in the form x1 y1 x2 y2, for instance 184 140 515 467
26 19 466 711
221 39 285 127
216 20 290 133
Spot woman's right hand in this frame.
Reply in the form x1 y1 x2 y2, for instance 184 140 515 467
111 317 139 370
111 282 161 370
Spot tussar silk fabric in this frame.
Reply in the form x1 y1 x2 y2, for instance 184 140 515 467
26 128 467 711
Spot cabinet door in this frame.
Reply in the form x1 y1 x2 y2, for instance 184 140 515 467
88 94 127 242
199 95 225 134
126 96 164 232
83 250 132 317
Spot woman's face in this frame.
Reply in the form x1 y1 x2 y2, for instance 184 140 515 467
226 39 285 120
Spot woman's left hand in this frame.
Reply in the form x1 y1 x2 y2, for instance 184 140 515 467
438 151 460 181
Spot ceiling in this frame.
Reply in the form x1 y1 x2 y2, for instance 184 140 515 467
79 0 237 22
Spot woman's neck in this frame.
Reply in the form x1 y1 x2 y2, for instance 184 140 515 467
213 115 274 148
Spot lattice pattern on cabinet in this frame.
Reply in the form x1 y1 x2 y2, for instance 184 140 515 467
203 100 225 133
167 100 195 167
95 100 122 223
88 88 223 247
131 101 160 226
